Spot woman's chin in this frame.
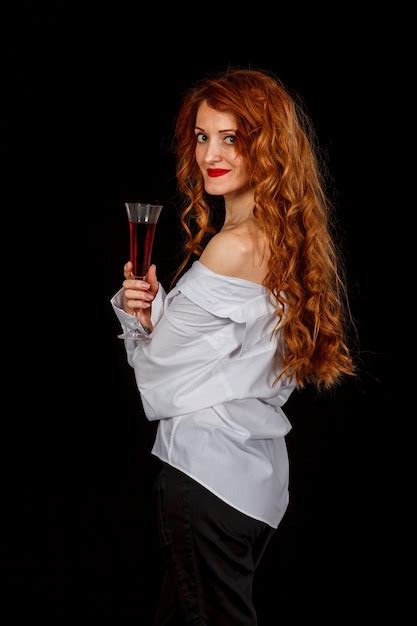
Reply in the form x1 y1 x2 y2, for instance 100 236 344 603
204 182 226 196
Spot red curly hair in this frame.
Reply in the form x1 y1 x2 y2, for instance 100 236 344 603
170 68 355 390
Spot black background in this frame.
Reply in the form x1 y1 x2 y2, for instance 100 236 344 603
3 5 391 623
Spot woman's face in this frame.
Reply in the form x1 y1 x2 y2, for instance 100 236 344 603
194 100 250 198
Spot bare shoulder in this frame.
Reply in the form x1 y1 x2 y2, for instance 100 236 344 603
199 230 247 276
199 223 270 285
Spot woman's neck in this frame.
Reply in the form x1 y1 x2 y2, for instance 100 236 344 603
223 187 255 226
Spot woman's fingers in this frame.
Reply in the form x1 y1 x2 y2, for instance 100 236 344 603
125 296 152 309
145 264 159 294
124 262 157 289
123 283 154 312
123 279 151 290
124 286 153 306
124 261 134 280
122 262 154 316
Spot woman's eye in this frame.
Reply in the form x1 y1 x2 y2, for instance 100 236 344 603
196 133 207 142
224 135 236 145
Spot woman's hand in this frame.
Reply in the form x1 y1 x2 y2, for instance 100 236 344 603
123 262 159 333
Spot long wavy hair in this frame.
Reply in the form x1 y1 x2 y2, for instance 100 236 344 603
170 68 355 390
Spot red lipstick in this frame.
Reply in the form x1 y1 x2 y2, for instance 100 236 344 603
207 169 231 177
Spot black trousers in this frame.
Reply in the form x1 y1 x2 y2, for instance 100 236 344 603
152 461 276 625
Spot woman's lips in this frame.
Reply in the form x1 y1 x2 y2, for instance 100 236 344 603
207 169 231 177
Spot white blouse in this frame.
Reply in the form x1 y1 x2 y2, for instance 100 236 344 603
111 260 296 528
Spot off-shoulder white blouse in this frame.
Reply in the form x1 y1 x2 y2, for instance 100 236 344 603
111 260 296 528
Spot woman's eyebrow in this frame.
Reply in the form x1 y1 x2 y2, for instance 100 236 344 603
194 126 237 133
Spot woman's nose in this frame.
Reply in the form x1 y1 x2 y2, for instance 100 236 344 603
204 139 222 163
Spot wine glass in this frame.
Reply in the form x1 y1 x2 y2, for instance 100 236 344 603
117 202 163 340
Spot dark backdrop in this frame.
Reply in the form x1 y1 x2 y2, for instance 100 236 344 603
3 6 391 623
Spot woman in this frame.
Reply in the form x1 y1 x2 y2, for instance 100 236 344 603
112 68 355 625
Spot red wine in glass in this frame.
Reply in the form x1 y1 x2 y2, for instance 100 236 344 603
129 221 157 278
118 202 163 341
